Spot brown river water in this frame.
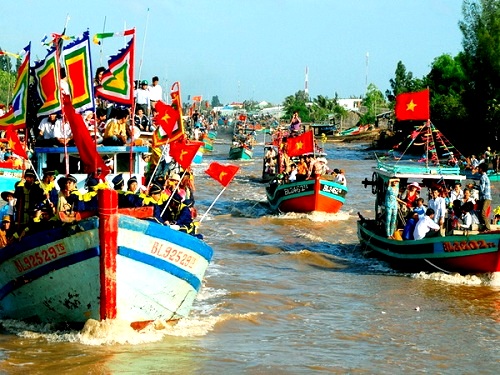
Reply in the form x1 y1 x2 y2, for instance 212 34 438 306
0 134 499 374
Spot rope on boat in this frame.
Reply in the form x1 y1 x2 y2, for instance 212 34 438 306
423 258 451 274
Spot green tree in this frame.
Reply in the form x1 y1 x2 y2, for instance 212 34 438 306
282 90 310 122
422 53 468 144
459 0 500 148
211 95 222 108
360 84 387 125
386 61 424 103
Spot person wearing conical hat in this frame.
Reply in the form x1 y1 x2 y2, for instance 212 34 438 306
0 215 13 248
0 190 16 222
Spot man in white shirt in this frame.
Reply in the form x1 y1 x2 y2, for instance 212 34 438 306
428 188 446 235
413 208 440 240
135 80 150 116
37 113 60 146
149 76 162 114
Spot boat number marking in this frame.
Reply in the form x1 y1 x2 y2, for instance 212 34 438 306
284 185 307 195
13 243 67 273
150 241 197 268
322 185 342 195
442 239 495 252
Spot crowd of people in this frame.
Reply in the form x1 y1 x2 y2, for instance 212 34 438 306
0 165 200 249
383 162 493 241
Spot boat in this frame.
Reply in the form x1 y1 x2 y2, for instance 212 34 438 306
0 119 214 328
228 121 255 160
228 144 253 160
0 189 213 328
337 124 370 137
264 128 348 213
357 120 500 274
266 174 347 213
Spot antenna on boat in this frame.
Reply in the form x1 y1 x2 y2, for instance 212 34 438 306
137 7 150 83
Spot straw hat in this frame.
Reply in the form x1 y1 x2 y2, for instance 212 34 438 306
408 182 421 190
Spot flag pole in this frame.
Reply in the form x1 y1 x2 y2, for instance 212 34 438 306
160 168 187 218
199 186 227 223
146 144 170 189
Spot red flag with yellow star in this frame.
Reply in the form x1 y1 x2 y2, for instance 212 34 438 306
4 125 27 159
395 89 430 121
169 139 203 170
205 162 239 187
286 130 314 157
154 100 180 137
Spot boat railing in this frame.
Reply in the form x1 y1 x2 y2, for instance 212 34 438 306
376 160 461 176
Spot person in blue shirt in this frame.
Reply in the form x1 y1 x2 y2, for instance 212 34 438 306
477 163 491 231
402 211 419 240
384 178 400 239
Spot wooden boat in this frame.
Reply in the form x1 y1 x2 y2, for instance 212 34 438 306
358 121 500 274
263 128 347 213
266 175 347 213
229 121 256 160
228 145 253 160
0 191 213 328
0 144 214 328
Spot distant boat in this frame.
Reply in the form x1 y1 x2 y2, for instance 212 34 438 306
229 145 253 160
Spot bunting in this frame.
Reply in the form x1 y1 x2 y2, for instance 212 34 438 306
4 126 27 159
205 162 239 187
0 43 30 129
0 50 20 59
286 130 314 157
95 32 135 106
169 139 203 170
62 95 110 178
394 89 430 121
92 29 135 45
33 47 61 116
63 31 94 112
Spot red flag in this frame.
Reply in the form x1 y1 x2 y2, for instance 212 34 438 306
205 162 239 187
192 95 202 102
286 130 314 157
395 89 430 121
62 95 110 179
169 139 203 170
5 126 27 159
168 82 185 143
154 100 180 137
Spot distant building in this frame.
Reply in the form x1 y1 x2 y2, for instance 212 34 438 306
338 98 362 112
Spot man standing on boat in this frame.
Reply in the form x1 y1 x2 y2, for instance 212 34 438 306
149 76 162 115
135 80 150 116
477 163 491 231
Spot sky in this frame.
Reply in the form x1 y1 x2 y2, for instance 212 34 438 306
1 0 465 105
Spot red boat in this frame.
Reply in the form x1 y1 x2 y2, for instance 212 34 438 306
266 175 347 213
